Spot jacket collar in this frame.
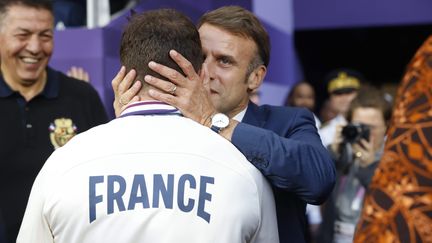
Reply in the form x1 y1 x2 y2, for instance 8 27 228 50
243 101 267 128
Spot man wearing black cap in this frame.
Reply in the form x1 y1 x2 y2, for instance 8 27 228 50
319 70 362 147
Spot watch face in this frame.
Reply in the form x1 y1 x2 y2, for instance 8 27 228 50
212 113 229 128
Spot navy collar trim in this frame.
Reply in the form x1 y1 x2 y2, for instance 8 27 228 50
0 67 59 99
0 75 12 97
43 67 60 98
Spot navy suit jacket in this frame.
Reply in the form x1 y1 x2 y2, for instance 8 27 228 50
232 102 336 243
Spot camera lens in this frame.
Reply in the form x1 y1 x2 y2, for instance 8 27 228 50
342 123 370 143
342 124 359 143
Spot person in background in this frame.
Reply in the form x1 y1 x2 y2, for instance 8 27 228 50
319 69 363 147
113 5 335 243
319 85 392 243
17 9 278 243
53 0 86 28
319 99 338 125
285 81 321 128
0 1 108 242
53 0 137 29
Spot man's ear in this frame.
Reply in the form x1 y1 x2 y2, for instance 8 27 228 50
247 64 266 91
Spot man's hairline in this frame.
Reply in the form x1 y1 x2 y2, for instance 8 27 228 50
0 3 54 31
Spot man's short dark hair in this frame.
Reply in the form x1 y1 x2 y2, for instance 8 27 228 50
198 5 270 73
0 0 53 24
120 9 203 85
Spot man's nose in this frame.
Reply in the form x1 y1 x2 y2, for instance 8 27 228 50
203 60 215 81
26 36 42 54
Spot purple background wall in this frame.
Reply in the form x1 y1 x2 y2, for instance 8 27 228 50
252 0 299 106
51 27 121 117
49 0 432 118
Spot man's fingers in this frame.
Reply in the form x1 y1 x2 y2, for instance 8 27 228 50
169 50 200 79
148 88 178 106
118 69 137 94
352 144 366 157
112 66 126 92
114 81 141 117
82 70 90 82
122 81 142 104
117 95 140 116
144 75 178 95
357 138 373 151
67 66 90 82
148 61 184 85
130 96 140 103
124 95 140 109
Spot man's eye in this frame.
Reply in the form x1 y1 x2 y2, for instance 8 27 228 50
40 34 53 41
15 33 29 39
219 57 231 65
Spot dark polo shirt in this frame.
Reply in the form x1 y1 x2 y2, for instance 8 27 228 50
0 67 108 243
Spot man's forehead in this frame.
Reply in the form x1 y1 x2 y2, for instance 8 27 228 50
352 108 385 124
199 24 257 55
199 23 248 40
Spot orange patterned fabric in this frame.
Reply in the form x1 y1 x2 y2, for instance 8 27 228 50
354 36 432 243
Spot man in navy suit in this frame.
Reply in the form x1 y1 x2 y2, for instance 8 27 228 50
113 6 335 243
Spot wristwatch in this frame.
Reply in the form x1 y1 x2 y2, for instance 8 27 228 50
210 113 229 133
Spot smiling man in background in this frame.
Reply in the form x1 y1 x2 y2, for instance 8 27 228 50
0 1 107 242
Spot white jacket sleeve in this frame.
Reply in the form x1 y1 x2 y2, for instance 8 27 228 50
250 177 279 243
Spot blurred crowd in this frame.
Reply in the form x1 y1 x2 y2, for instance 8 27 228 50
284 70 394 243
53 0 138 28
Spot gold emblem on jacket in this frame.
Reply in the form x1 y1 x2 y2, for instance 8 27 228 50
49 118 77 149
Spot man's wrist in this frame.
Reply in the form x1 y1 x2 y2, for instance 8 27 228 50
219 119 237 142
209 113 230 133
201 112 237 141
202 111 216 128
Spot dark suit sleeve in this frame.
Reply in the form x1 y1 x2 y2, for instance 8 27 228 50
231 108 335 204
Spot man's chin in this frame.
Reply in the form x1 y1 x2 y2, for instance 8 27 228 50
17 69 46 85
19 77 42 86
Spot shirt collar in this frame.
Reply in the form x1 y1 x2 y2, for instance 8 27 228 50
0 67 59 99
119 101 182 118
43 67 60 98
0 74 13 98
232 106 248 122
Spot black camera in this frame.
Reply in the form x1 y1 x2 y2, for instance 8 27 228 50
341 123 370 144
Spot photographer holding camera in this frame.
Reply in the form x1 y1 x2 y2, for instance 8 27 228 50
318 85 392 243
319 69 364 147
